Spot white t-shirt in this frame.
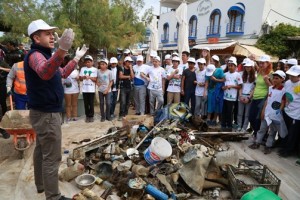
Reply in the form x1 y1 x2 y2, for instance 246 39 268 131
133 64 148 86
284 80 300 120
110 67 118 91
63 69 80 94
165 64 173 72
79 66 98 93
179 63 188 72
224 71 243 101
167 67 182 93
265 86 285 124
146 66 165 91
97 69 112 93
195 68 206 96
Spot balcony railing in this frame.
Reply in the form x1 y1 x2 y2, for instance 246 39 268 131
188 28 197 39
161 34 169 43
206 25 221 37
174 32 178 42
226 22 245 35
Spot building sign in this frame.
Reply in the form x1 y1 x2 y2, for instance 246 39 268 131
208 37 219 44
197 0 212 16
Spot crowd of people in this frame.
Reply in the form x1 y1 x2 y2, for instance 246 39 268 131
0 18 299 200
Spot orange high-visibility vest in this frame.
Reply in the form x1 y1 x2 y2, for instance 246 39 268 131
14 61 27 95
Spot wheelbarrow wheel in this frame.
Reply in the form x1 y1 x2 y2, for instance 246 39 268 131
17 139 27 159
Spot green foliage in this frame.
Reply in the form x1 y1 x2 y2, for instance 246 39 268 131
0 0 147 54
256 23 300 58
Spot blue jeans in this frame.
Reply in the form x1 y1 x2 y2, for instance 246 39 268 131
119 88 131 117
13 92 28 110
110 90 118 116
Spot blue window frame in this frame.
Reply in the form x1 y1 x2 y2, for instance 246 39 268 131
207 9 221 37
161 23 169 43
189 15 197 39
174 23 179 42
227 3 245 35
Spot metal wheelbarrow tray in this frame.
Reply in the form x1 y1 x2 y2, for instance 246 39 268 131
0 109 36 158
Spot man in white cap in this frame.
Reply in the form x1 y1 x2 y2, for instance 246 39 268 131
133 55 148 115
144 56 165 115
108 57 121 119
146 50 157 66
118 56 134 120
24 19 87 200
164 54 172 71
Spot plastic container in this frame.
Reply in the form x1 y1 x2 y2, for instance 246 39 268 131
144 137 172 165
241 187 281 200
145 184 169 200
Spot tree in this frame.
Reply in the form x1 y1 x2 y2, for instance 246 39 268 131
0 0 148 54
256 23 300 58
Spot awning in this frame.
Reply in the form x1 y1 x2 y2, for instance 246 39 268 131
233 44 279 62
158 46 178 51
192 41 237 50
228 3 245 15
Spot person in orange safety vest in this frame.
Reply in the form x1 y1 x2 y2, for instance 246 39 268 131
6 61 28 109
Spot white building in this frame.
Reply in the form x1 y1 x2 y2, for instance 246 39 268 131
157 0 300 59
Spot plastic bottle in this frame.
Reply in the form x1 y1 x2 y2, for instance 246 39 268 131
145 184 168 200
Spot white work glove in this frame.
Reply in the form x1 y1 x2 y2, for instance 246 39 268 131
54 28 75 51
7 87 11 95
74 44 88 62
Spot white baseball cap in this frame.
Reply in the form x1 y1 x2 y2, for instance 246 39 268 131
84 55 93 61
109 57 118 64
124 56 133 62
287 58 298 65
98 58 109 65
150 51 158 57
136 55 144 62
259 55 271 62
123 49 131 54
286 65 300 76
242 57 251 64
28 19 57 36
273 70 286 79
202 47 210 51
212 55 219 62
172 56 180 62
187 57 196 64
244 59 255 67
279 59 287 64
172 52 179 57
228 56 237 66
197 58 206 64
153 56 161 62
165 54 171 60
205 64 216 76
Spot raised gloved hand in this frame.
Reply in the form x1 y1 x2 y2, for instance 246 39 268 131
6 87 11 95
74 44 88 62
54 28 75 51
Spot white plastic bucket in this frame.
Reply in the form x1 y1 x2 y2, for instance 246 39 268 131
144 137 172 165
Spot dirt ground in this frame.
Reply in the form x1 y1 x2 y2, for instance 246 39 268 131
0 105 300 200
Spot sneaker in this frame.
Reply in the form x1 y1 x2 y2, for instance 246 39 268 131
85 117 89 123
0 128 10 139
249 143 260 149
89 117 94 122
72 118 77 121
37 189 44 193
101 118 105 122
110 114 115 119
118 116 123 121
232 124 239 129
264 147 272 154
59 196 72 200
240 128 246 133
135 113 141 115
66 118 71 123
236 128 241 132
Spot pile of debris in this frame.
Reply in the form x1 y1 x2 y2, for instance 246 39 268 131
59 113 280 200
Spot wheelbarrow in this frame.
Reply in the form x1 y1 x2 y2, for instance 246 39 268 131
0 95 35 158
